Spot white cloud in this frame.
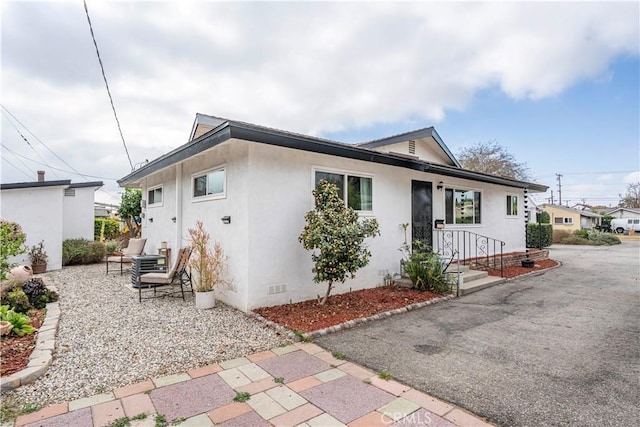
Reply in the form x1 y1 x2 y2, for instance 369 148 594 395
624 171 640 184
1 1 638 204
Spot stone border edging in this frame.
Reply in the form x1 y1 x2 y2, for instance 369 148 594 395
249 293 455 342
1 285 60 391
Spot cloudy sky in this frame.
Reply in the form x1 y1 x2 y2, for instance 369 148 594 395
1 1 638 208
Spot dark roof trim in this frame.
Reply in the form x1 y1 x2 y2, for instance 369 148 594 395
118 120 547 193
0 180 71 190
357 127 461 168
69 181 103 189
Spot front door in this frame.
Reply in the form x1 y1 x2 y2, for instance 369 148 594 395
412 180 433 248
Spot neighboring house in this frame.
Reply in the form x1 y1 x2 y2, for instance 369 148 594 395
95 202 120 218
603 207 640 219
541 204 602 232
0 171 103 271
118 113 548 312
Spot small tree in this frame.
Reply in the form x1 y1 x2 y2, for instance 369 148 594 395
619 182 640 208
118 188 142 238
299 180 380 305
457 140 531 181
0 219 28 280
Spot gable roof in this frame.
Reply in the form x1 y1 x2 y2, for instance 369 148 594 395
605 207 640 215
541 204 602 218
119 115 548 193
357 126 461 167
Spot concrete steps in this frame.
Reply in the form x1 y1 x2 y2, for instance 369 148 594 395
395 263 505 296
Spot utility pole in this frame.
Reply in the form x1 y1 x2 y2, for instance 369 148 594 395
556 173 563 206
550 190 554 205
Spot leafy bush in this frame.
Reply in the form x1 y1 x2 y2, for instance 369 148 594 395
1 288 31 314
573 229 589 239
22 278 58 309
588 230 621 246
537 211 550 224
0 219 28 280
560 235 590 245
402 241 451 294
94 218 121 241
105 239 121 254
0 306 36 336
299 180 380 305
527 223 553 248
62 239 106 265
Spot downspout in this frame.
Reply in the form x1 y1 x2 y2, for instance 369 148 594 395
175 162 183 264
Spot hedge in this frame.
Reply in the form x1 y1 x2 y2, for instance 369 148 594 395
527 223 553 248
62 239 105 265
94 218 120 241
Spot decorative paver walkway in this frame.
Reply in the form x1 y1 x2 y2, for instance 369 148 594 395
13 343 493 427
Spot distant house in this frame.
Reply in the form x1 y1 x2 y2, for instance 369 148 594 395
118 113 548 311
541 204 601 232
603 207 640 219
0 171 103 271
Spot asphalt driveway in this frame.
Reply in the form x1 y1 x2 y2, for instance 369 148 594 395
316 242 640 426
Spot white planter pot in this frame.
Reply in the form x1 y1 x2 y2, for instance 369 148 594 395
195 290 215 309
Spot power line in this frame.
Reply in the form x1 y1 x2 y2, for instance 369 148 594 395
83 0 133 171
1 105 96 180
1 111 62 179
1 144 117 180
1 157 34 180
1 143 38 175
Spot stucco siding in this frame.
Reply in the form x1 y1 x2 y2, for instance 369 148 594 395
63 187 97 240
371 139 452 165
1 187 65 270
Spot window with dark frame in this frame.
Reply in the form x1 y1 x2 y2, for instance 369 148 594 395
445 188 481 224
314 170 372 211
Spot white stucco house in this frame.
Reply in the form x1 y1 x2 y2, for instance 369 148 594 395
604 207 640 219
118 114 547 312
0 172 103 271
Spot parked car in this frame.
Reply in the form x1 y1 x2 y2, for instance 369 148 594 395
611 218 640 233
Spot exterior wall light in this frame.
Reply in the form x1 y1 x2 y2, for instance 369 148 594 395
221 216 231 224
437 181 444 190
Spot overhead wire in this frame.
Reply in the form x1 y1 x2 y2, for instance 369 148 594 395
83 0 134 171
1 157 34 181
1 143 38 176
1 111 62 179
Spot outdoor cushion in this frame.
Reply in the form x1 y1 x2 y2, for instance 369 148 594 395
124 238 146 256
106 255 133 263
139 272 173 285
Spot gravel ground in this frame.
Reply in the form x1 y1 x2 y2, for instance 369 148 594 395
2 263 289 408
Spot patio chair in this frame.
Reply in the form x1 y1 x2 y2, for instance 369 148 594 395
137 247 193 302
106 238 147 275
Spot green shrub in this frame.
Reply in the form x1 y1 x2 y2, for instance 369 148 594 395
1 308 36 336
403 241 451 294
0 219 28 280
560 235 591 245
527 223 553 248
94 218 121 241
62 239 106 265
537 211 550 224
588 230 621 246
1 288 31 314
105 239 121 254
573 229 589 239
22 278 58 309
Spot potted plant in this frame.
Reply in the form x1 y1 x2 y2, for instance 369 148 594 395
29 241 48 274
188 221 230 309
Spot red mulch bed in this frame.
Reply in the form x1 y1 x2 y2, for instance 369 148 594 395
256 259 560 333
488 259 559 279
254 286 440 333
0 309 45 377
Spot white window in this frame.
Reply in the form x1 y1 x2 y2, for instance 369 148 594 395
445 188 481 224
554 217 573 224
147 185 163 207
506 195 518 216
192 166 225 201
314 169 373 212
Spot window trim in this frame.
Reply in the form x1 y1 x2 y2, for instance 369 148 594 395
445 187 482 225
554 216 573 225
312 166 374 215
191 165 226 202
506 194 519 217
147 184 163 208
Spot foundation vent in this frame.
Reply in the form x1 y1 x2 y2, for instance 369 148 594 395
268 284 287 295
